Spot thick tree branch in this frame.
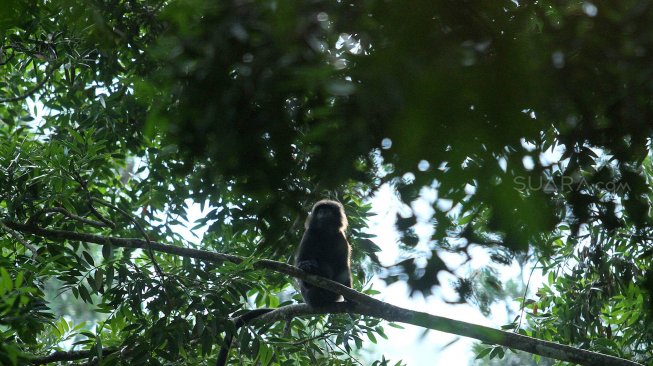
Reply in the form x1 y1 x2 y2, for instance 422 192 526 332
4 221 642 366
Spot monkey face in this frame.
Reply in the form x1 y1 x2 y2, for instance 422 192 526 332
315 206 337 221
309 200 347 231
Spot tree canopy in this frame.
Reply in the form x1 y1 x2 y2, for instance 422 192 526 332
1 0 652 365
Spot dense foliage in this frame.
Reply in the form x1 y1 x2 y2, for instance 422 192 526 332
1 0 652 365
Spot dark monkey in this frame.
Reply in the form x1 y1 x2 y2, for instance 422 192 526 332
296 199 352 306
217 200 352 365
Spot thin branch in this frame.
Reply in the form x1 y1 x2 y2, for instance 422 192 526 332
290 332 330 347
0 221 38 258
0 65 56 104
86 201 116 229
3 221 643 366
517 262 539 330
87 204 116 229
283 318 292 338
27 207 108 228
69 173 115 229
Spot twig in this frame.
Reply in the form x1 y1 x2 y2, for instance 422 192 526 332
68 172 115 229
0 64 56 104
0 221 38 258
27 207 108 228
283 318 292 337
290 332 330 346
86 202 116 229
517 262 539 330
328 337 364 366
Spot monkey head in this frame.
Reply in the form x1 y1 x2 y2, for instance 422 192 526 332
305 200 348 231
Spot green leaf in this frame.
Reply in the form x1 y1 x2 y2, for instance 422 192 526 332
78 285 93 304
82 251 95 267
367 331 377 344
475 347 492 359
94 269 104 293
0 267 13 293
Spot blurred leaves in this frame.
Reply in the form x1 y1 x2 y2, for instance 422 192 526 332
2 0 653 364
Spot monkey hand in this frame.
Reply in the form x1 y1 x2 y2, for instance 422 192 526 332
297 260 320 274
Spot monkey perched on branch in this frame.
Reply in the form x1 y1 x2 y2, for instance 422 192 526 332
217 200 352 365
295 199 352 306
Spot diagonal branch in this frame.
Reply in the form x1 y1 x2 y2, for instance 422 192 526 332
3 221 643 366
0 64 56 104
0 221 38 258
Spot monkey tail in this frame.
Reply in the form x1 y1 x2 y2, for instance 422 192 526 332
216 308 274 366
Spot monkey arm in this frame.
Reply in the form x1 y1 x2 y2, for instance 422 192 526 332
296 259 319 272
297 259 334 279
295 234 318 262
335 268 352 288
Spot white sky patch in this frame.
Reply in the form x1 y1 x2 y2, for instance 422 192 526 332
173 199 214 244
498 157 507 172
335 33 363 54
540 143 565 166
523 155 535 170
520 138 536 152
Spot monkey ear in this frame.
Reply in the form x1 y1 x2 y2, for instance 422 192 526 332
340 208 348 230
304 213 312 230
